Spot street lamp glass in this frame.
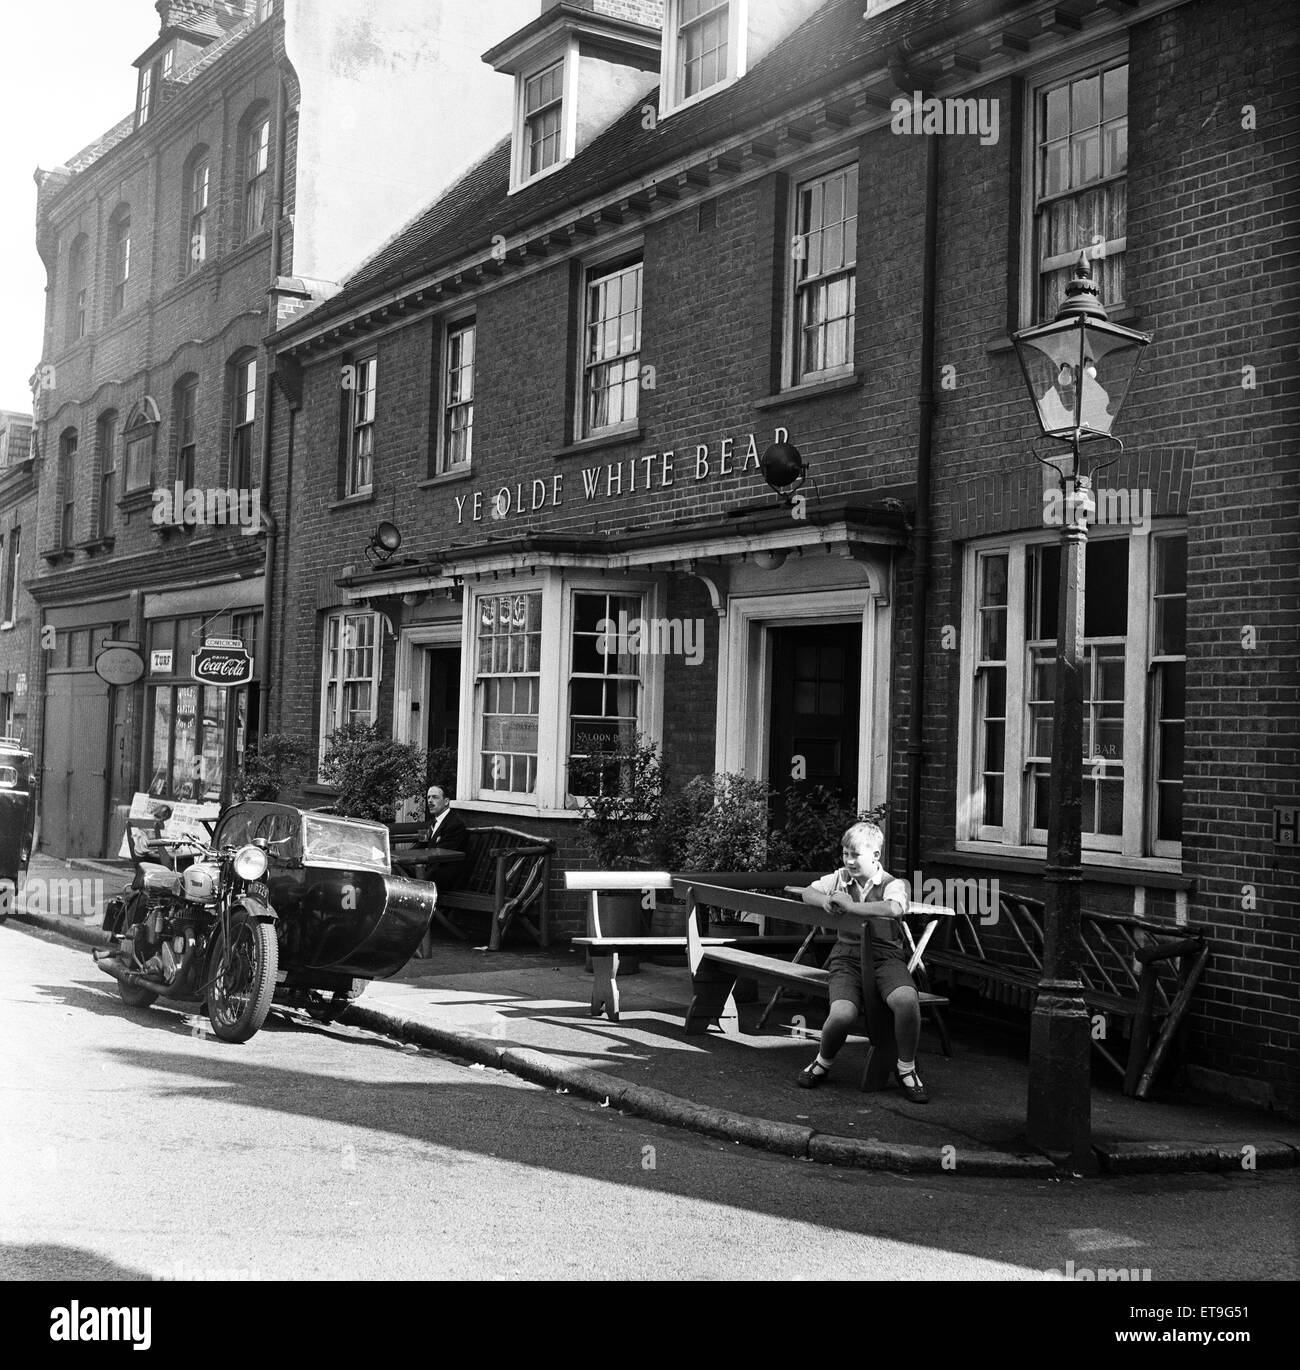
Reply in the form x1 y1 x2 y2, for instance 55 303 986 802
1013 314 1149 441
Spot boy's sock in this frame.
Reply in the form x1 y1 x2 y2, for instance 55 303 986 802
815 1053 834 1071
896 1058 918 1077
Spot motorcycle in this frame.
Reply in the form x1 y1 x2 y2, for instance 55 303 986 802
94 832 279 1044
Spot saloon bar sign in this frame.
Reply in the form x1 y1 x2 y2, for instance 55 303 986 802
191 638 253 687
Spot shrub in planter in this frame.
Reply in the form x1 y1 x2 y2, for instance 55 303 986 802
770 787 890 872
232 733 311 803
319 722 427 823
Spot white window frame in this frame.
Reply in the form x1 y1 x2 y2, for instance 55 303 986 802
436 316 475 475
185 156 210 275
230 356 257 489
660 0 747 120
243 115 271 240
345 354 377 496
784 157 859 389
578 248 644 440
1020 40 1129 328
510 40 578 193
319 610 382 763
954 522 1188 871
460 570 664 815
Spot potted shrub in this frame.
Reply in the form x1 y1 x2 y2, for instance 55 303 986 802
319 722 427 823
570 736 665 974
231 733 311 803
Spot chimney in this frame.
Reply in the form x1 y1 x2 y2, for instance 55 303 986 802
540 0 663 25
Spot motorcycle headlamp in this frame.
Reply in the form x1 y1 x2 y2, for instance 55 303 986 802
233 844 269 881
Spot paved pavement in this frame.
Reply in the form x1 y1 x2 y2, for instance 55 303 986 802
12 852 1300 1179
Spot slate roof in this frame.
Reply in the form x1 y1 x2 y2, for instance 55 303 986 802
297 0 957 329
59 4 258 179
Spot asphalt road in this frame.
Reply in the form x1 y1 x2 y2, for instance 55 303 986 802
2 920 1296 1283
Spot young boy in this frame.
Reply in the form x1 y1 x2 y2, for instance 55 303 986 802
796 821 929 1102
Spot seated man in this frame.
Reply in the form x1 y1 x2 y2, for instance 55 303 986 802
424 785 468 854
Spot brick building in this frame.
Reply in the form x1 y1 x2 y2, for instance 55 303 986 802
265 0 1296 1108
28 0 535 856
0 410 37 741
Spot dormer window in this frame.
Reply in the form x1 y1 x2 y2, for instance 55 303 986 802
136 48 173 129
662 0 742 114
525 62 565 179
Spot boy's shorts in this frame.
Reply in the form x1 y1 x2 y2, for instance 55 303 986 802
825 943 916 1012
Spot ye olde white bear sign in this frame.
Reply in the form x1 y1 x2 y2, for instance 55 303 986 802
453 427 789 525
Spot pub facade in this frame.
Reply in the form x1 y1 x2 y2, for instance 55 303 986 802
267 0 1299 1111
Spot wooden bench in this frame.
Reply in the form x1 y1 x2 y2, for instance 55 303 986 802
677 878 954 1091
922 888 1209 1099
388 822 555 951
567 870 832 1022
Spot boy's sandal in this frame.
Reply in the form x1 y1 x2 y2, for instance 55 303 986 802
895 1066 930 1104
797 1060 830 1089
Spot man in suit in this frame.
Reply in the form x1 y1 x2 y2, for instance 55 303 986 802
424 785 468 854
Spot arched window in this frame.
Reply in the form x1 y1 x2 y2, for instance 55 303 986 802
228 352 257 488
108 205 131 319
67 235 89 343
123 398 160 493
172 375 199 488
96 411 118 538
240 106 271 240
183 148 210 275
58 428 78 548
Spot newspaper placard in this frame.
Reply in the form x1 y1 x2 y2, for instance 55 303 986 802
118 791 221 858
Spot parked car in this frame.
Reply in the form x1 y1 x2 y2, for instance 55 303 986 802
0 737 35 924
210 801 438 1021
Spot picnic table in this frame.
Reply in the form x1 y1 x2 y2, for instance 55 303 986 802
390 846 468 946
676 877 955 1090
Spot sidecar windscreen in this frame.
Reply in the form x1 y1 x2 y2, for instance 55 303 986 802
302 814 390 871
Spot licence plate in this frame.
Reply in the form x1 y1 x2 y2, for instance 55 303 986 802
248 880 269 902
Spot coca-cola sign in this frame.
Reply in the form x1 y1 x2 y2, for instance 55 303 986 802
191 645 253 687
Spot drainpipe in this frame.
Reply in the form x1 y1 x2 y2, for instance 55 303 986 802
892 41 940 880
256 75 288 744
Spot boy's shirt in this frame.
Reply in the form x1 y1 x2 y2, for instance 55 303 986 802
809 868 910 950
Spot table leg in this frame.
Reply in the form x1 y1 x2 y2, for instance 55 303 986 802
591 952 621 1022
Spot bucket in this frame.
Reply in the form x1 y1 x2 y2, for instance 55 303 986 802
587 889 648 974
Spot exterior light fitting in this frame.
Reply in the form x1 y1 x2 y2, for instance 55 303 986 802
760 440 806 504
365 521 402 563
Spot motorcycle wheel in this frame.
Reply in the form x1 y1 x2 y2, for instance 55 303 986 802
207 919 278 1044
117 979 159 1009
305 991 351 1024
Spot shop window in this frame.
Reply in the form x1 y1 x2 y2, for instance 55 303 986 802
319 611 381 760
474 592 542 795
960 529 1186 859
789 162 858 385
1027 54 1128 324
581 257 642 438
147 683 228 802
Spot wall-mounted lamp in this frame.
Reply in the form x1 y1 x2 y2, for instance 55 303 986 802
760 440 807 504
751 549 788 571
365 521 402 564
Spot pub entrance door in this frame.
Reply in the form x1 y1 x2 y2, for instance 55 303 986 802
41 671 111 856
767 625 861 822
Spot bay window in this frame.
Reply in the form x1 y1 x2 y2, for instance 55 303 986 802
475 591 542 795
320 611 381 758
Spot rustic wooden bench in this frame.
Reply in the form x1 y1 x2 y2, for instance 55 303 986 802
566 870 832 1021
389 821 554 951
922 888 1209 1099
677 879 954 1091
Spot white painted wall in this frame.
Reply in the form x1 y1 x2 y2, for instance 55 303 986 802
285 0 536 285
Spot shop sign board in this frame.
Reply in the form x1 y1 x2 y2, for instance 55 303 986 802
94 646 146 686
192 643 253 687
